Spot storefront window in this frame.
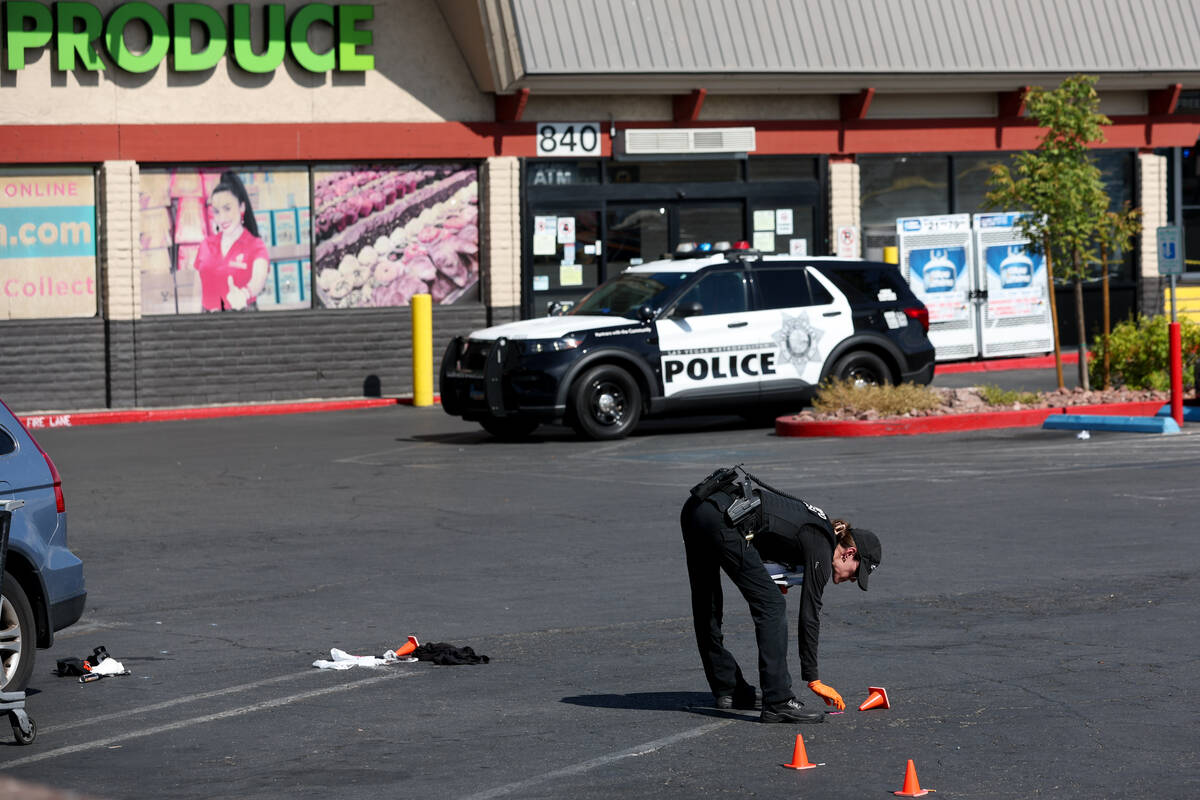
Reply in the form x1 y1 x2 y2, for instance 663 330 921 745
749 204 814 255
313 163 479 309
530 209 600 314
747 157 819 182
860 155 949 229
1 168 98 320
139 166 310 315
527 160 601 186
953 154 1016 215
679 204 743 246
607 159 741 184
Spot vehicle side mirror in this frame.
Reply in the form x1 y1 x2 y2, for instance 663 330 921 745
672 301 703 319
636 304 655 323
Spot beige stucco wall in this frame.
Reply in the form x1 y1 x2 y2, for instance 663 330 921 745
1 0 491 125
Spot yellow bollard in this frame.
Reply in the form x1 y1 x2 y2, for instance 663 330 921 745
411 293 433 407
883 246 899 265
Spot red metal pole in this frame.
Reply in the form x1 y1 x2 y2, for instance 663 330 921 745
1170 322 1183 427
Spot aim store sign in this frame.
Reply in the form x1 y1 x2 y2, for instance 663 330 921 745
3 2 375 74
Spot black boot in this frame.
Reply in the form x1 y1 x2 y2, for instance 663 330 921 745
715 685 762 710
760 697 824 723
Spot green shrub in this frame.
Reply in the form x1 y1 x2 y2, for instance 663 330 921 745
813 378 943 416
1089 315 1200 390
979 384 1039 406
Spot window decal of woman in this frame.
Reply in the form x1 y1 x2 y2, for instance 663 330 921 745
195 171 270 312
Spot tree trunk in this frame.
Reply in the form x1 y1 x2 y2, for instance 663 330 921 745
1100 243 1111 389
1043 235 1065 390
1073 272 1090 391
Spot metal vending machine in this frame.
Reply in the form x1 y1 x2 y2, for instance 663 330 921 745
896 214 977 361
972 212 1054 358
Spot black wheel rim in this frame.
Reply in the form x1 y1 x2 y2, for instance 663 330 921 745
845 365 881 388
587 379 627 427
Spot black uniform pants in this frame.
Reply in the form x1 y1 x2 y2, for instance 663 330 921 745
680 494 792 705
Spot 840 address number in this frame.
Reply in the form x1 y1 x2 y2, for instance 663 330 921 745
536 123 602 157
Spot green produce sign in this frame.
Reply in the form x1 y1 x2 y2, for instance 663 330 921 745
3 2 374 73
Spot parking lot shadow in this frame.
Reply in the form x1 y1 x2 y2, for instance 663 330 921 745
561 691 714 712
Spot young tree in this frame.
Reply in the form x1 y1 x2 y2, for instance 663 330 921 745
1094 205 1143 388
986 75 1112 391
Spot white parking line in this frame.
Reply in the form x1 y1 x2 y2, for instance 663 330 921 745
38 668 329 734
459 720 732 800
2 671 417 769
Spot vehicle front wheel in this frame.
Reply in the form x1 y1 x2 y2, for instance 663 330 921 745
479 416 540 440
0 573 36 692
570 365 642 440
831 351 892 388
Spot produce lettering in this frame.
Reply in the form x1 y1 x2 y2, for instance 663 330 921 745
4 2 374 74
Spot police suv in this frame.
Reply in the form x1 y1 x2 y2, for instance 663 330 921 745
439 245 935 440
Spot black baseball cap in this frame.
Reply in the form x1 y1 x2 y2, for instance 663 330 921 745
852 529 882 591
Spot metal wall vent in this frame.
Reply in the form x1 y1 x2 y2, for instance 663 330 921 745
622 127 756 156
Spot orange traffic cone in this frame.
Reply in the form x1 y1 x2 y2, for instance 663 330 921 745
893 759 933 796
781 733 821 770
394 636 419 657
859 686 890 711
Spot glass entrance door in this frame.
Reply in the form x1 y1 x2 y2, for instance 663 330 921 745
528 207 600 316
605 205 669 273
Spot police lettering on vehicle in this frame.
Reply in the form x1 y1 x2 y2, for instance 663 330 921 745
663 347 776 383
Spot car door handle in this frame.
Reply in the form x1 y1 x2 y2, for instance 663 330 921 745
822 311 842 317
727 321 748 328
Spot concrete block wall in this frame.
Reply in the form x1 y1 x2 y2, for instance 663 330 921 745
1137 152 1167 317
481 156 522 326
126 306 487 408
828 160 861 257
0 319 109 412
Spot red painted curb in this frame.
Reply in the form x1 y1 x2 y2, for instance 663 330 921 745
936 351 1082 374
775 400 1165 438
15 396 439 430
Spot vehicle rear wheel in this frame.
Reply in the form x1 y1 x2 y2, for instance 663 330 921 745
570 365 642 440
831 351 892 388
479 416 540 440
0 574 36 692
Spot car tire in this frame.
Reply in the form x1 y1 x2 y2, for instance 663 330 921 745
831 351 893 387
1 573 36 692
479 416 540 440
570 365 642 440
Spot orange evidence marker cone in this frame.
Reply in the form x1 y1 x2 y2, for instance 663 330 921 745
781 733 822 770
893 759 934 796
394 636 420 657
859 686 890 711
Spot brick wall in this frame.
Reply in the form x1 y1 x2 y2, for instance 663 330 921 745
828 160 861 257
1137 152 1167 317
1 305 487 413
481 157 521 312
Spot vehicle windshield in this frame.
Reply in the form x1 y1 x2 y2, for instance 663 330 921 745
569 272 691 317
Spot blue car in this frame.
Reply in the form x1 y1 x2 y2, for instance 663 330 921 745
0 399 86 691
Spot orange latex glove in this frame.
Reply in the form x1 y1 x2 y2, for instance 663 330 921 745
808 680 845 711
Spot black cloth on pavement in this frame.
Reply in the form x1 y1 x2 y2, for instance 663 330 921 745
412 642 490 665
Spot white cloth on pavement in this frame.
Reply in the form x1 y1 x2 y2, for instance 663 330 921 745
90 657 128 675
312 648 416 670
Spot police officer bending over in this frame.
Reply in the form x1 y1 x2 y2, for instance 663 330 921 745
681 466 882 723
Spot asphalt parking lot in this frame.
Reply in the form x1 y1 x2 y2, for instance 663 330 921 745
4 406 1198 799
